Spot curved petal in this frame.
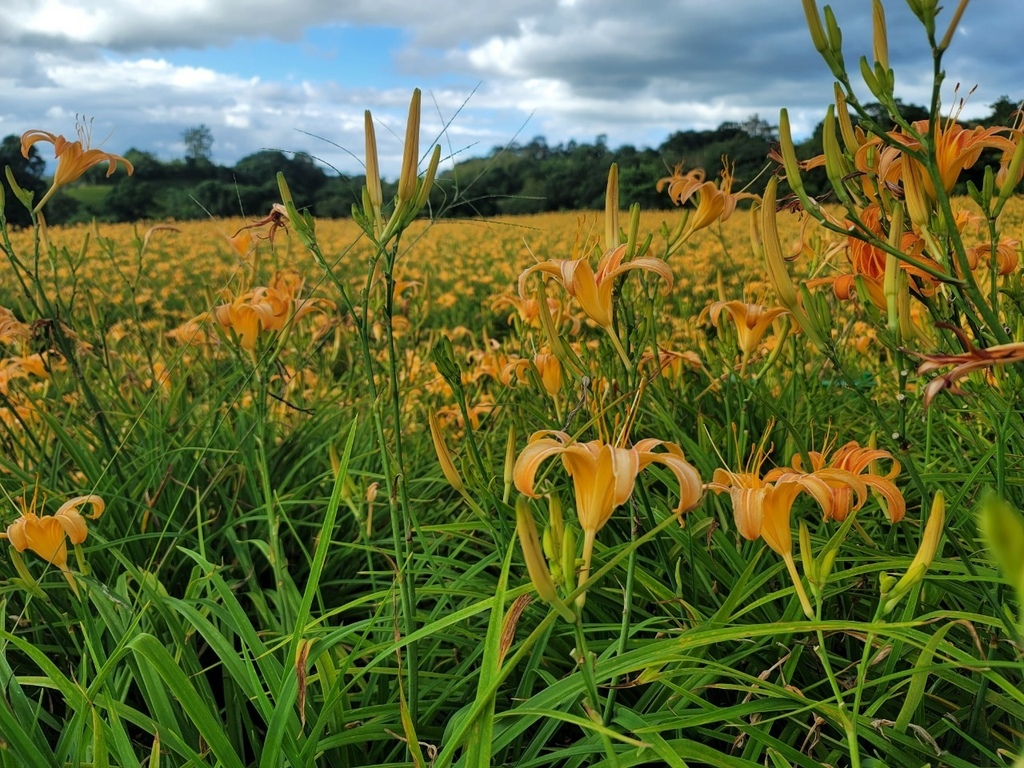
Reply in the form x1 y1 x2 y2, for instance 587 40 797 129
20 130 60 158
732 486 767 541
564 259 609 327
562 443 637 533
6 517 28 551
805 468 868 521
760 482 802 556
594 244 628 282
54 508 89 545
25 517 70 569
517 261 565 299
512 432 572 498
604 257 674 292
864 476 906 523
634 439 703 515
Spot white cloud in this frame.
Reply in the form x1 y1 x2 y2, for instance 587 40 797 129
1 0 1021 179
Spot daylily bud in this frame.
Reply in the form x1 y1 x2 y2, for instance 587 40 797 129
801 0 828 54
561 524 577 595
799 520 819 589
882 491 945 614
822 104 852 206
778 110 808 203
535 283 585 377
430 335 463 392
872 0 889 70
884 253 901 338
414 144 441 214
758 177 828 349
7 547 45 598
758 179 798 311
819 545 838 586
548 492 565 558
822 6 843 59
977 491 1024 602
6 165 34 211
996 131 1024 212
503 424 517 501
901 160 933 228
428 411 465 493
938 0 969 52
396 89 422 207
516 496 575 621
860 58 883 102
604 163 620 251
626 202 643 260
364 110 383 222
833 85 859 157
905 0 938 36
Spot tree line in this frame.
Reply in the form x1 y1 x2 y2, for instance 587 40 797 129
1 97 1019 227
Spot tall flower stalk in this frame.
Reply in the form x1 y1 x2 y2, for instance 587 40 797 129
277 89 440 720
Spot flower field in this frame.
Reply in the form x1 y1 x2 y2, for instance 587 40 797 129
3 2 1024 767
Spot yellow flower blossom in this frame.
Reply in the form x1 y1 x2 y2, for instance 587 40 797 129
518 243 672 331
514 430 702 602
1 493 105 595
21 123 133 213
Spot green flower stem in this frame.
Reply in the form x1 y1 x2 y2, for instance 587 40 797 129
605 324 633 371
602 499 639 725
814 596 860 768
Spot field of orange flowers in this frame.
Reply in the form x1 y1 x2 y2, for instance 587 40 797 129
3 3 1024 767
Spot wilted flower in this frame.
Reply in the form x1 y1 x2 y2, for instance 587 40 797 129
911 324 1024 409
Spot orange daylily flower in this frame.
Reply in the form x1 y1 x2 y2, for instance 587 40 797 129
514 430 702 598
518 243 672 331
639 346 702 380
702 300 789 357
892 118 1015 200
707 465 851 618
656 163 707 206
21 123 133 213
1 493 105 595
489 293 581 334
964 239 1020 276
0 307 32 346
766 441 905 523
707 464 860 545
0 353 49 395
210 271 335 350
659 157 756 239
502 352 563 397
819 204 940 310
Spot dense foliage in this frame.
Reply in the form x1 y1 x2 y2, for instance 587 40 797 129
2 3 1024 767
4 96 1019 227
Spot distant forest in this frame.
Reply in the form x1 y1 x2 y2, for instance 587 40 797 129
2 96 1020 227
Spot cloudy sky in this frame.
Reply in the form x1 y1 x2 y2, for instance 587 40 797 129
3 0 1021 179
